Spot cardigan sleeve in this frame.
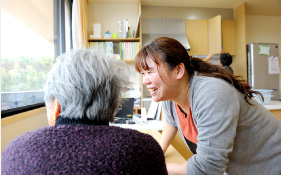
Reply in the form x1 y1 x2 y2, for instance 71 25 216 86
162 101 177 127
187 78 241 175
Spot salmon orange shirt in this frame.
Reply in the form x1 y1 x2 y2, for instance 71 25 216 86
175 103 198 144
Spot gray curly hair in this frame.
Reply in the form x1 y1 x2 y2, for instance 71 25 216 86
44 48 131 122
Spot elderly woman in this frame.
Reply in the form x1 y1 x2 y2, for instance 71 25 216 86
2 49 168 175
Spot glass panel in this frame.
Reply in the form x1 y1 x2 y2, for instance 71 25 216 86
1 0 55 111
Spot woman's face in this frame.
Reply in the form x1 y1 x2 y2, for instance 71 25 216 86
141 56 178 102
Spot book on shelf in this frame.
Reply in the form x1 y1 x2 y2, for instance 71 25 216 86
88 42 114 58
119 42 140 60
88 41 140 61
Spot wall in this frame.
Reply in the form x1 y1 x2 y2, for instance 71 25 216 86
246 15 281 89
142 6 234 20
1 107 48 153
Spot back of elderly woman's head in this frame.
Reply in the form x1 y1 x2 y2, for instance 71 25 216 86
44 49 131 122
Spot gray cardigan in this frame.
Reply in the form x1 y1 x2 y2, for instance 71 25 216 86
163 75 281 175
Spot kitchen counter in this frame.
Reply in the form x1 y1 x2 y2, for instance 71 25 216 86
263 100 281 110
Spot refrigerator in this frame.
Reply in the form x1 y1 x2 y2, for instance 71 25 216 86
247 43 280 100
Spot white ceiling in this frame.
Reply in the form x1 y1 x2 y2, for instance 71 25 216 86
141 0 281 16
90 0 281 16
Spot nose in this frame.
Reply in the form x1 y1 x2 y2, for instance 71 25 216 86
143 74 150 85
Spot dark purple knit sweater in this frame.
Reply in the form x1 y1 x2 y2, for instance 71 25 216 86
2 117 168 175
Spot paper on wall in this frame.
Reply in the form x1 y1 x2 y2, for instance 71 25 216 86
259 45 270 55
268 56 280 74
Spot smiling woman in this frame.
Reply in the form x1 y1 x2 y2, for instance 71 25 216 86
135 37 281 175
1 0 72 117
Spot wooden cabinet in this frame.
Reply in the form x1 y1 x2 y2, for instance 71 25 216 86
185 19 209 55
208 15 222 54
222 20 236 55
186 15 236 55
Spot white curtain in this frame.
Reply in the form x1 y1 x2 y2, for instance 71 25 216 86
72 0 88 49
65 0 72 52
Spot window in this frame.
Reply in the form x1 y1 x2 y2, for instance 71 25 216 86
1 0 72 117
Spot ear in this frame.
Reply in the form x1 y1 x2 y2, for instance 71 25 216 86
47 98 61 126
176 63 185 79
53 98 61 120
218 60 222 66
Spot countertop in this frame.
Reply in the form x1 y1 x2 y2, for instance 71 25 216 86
263 100 281 110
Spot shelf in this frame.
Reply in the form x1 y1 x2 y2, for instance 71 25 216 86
88 38 140 42
123 60 135 63
87 0 143 109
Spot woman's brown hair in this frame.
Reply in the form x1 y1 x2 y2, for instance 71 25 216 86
135 37 263 104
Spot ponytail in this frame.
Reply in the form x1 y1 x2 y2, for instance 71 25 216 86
191 57 263 104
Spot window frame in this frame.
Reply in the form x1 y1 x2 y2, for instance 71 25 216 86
1 0 72 118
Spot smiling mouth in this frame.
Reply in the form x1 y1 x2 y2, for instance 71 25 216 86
148 88 158 93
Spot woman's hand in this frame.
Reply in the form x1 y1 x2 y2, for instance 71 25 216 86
160 122 178 154
203 53 214 62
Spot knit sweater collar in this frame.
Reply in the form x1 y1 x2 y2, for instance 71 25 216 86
55 116 109 127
